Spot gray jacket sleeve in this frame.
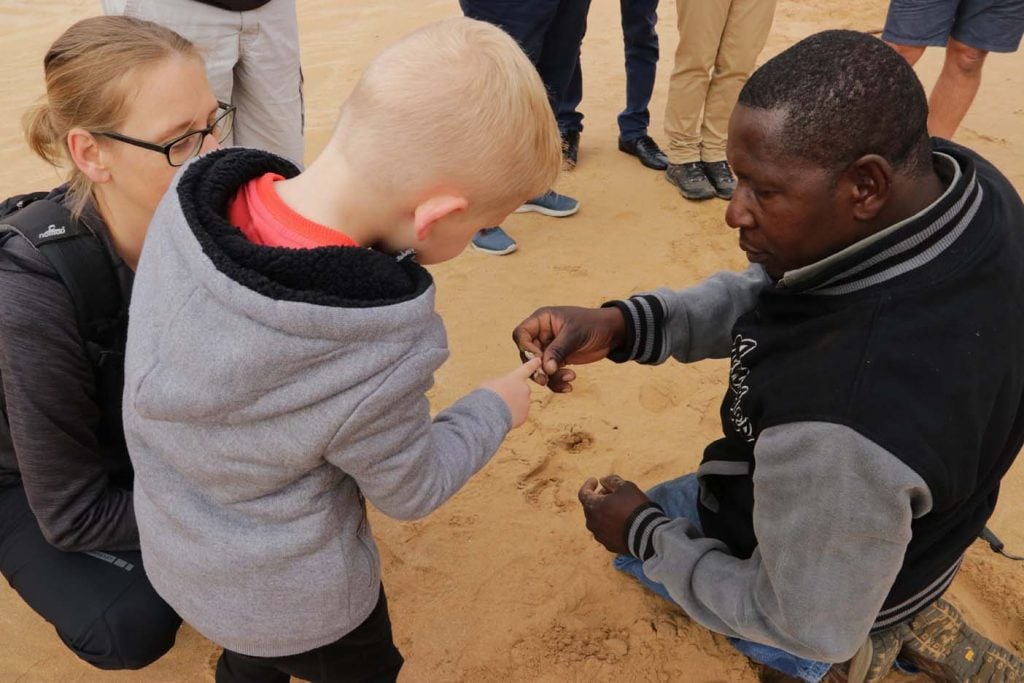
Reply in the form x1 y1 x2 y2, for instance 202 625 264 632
636 422 933 662
0 245 138 551
606 265 770 365
324 359 512 521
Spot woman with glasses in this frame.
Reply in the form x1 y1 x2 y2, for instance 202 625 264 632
0 16 228 670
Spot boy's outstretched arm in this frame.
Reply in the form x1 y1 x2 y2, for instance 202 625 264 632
324 355 540 521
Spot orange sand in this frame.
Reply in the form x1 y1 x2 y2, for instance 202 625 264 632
1 1 1021 681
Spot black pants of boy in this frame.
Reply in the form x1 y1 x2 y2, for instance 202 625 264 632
215 585 404 683
0 484 182 669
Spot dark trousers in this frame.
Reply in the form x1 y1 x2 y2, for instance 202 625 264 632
461 0 592 135
566 0 660 140
0 485 181 670
215 585 403 683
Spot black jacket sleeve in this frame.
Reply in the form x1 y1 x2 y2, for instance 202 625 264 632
0 239 138 551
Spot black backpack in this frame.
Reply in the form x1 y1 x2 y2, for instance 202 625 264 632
0 191 128 450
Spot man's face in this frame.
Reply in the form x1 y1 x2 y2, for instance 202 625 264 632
725 105 863 280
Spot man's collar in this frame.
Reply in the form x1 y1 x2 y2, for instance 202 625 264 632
778 151 981 295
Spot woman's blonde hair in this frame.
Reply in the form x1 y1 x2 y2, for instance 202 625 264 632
22 16 199 216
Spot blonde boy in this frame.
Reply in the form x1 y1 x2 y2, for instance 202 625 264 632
123 18 560 682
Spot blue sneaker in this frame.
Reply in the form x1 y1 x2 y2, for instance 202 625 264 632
471 226 517 255
515 191 579 217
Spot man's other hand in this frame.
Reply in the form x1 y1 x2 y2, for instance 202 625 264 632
578 475 651 555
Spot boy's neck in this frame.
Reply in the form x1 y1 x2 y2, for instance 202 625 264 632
273 149 401 248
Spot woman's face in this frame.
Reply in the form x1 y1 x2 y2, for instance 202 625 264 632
99 54 220 220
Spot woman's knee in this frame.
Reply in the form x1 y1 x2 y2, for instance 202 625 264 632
64 587 182 670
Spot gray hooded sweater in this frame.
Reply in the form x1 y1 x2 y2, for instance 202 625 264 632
123 149 512 657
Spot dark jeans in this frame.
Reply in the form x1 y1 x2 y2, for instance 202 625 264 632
566 0 659 140
461 0 592 135
0 484 181 670
215 585 403 683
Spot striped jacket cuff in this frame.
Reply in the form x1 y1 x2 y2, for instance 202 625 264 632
625 502 670 561
602 294 666 364
870 555 963 632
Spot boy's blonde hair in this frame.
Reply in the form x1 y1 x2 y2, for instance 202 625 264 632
332 17 561 206
23 16 199 217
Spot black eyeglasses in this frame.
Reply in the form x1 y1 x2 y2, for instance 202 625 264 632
93 102 236 167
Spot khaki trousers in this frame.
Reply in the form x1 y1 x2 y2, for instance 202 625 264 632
102 0 305 165
664 0 776 164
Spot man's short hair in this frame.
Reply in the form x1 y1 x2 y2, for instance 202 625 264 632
738 30 932 177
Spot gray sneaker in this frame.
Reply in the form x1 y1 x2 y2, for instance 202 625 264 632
703 160 737 199
515 191 580 217
666 162 716 200
471 227 517 255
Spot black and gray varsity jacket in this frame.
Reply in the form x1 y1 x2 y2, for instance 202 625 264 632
605 139 1024 662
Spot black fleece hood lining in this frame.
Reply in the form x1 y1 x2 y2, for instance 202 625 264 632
175 148 432 308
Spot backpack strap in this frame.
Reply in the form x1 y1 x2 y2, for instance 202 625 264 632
0 197 128 448
0 196 130 463
0 198 125 356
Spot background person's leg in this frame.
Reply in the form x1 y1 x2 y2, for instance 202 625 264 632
699 0 776 164
460 0 562 250
928 37 988 138
101 0 241 143
0 486 181 670
233 0 305 164
618 0 660 142
928 0 1024 138
459 0 559 66
563 56 584 135
881 0 960 51
880 0 957 82
561 59 583 167
664 0 730 165
538 0 593 136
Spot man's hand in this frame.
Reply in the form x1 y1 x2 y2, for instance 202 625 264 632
480 357 543 428
512 306 627 393
578 475 651 555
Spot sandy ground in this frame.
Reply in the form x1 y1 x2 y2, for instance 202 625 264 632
1 0 1022 681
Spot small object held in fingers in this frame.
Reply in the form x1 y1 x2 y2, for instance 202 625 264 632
521 349 548 383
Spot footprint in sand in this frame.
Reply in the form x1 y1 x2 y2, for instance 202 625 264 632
638 378 683 414
516 428 594 509
550 426 594 453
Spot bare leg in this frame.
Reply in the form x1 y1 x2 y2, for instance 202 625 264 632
927 38 988 139
886 41 926 67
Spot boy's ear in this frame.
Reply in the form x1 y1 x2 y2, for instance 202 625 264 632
67 128 111 184
413 195 469 241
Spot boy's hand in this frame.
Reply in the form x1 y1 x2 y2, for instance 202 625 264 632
480 358 543 428
512 306 627 393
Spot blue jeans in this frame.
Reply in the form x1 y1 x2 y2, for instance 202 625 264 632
461 0 592 135
612 474 833 683
564 0 659 139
